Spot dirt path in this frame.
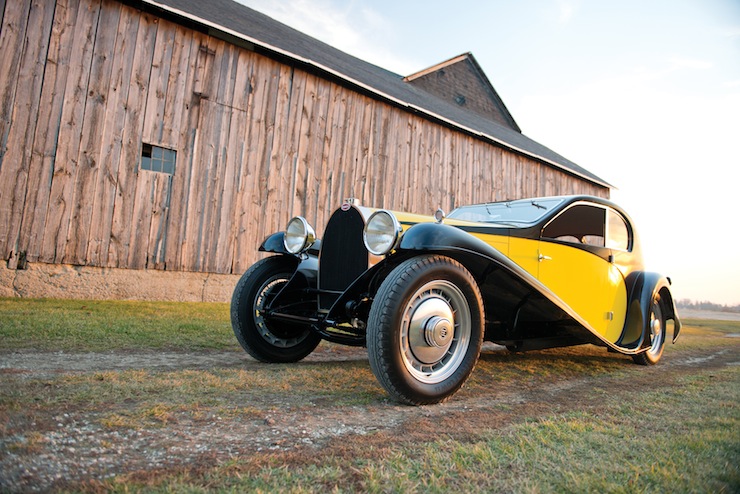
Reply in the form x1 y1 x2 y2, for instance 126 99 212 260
2 342 739 492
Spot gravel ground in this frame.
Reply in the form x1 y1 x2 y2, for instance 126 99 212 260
2 339 739 492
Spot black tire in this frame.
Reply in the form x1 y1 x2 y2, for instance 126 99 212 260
231 256 320 363
632 295 666 365
367 255 484 405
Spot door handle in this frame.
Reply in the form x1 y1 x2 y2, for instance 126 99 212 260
538 253 552 262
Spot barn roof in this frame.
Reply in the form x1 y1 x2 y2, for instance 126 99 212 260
140 0 611 188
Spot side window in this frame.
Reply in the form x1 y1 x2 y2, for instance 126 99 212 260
606 209 630 251
141 143 176 175
542 204 605 247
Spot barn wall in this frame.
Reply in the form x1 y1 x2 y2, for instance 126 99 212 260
0 0 608 277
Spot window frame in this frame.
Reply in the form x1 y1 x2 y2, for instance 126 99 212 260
141 143 177 175
541 202 633 253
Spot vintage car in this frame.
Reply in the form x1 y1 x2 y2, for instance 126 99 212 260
231 195 681 405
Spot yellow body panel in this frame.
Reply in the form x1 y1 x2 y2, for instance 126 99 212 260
386 209 628 343
507 237 540 278
536 241 627 341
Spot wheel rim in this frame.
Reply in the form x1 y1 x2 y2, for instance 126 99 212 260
646 301 665 358
399 280 471 384
254 274 310 348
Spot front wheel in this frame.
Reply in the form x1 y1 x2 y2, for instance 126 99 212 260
231 256 321 363
367 255 484 405
632 295 666 365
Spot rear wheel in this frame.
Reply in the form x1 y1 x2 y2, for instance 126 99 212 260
632 295 666 365
231 256 320 363
367 255 484 405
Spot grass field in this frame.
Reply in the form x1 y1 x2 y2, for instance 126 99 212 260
1 298 738 493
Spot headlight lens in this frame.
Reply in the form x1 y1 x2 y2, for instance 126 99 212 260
284 216 316 254
364 210 402 256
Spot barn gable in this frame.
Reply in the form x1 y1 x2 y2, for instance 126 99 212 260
404 53 521 133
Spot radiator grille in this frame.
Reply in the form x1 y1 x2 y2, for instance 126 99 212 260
318 206 368 310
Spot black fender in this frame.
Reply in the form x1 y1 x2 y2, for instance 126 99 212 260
259 232 290 254
619 271 681 349
255 233 320 309
259 232 322 257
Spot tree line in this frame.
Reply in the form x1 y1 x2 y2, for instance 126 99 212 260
676 299 740 313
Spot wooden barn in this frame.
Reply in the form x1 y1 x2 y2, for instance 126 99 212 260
0 0 610 299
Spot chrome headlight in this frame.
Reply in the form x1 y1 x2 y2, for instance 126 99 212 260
284 216 316 254
364 210 402 256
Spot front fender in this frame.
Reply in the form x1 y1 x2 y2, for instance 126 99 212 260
259 232 321 256
619 271 682 349
256 233 320 308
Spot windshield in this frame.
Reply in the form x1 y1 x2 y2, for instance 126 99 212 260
448 198 564 226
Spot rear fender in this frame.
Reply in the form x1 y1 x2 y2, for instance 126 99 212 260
619 272 681 349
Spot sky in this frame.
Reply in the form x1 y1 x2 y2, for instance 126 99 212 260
235 0 740 306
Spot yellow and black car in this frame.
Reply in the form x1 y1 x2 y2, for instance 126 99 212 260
231 196 681 405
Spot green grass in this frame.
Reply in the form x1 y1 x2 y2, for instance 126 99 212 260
0 298 236 351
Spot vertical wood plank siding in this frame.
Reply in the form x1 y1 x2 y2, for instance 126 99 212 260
0 0 608 275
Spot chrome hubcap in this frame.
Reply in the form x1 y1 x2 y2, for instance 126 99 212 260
400 280 471 384
424 315 453 349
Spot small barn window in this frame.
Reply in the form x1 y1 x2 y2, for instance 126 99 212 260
141 144 176 174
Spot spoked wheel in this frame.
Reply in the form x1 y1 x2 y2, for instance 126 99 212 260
367 255 484 405
632 295 666 365
231 256 320 363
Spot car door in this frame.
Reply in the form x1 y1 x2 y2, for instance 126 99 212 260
537 203 627 342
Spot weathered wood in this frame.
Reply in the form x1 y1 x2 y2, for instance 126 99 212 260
0 0 32 261
18 0 79 263
302 73 330 227
254 62 294 248
65 1 120 265
128 169 156 269
160 24 192 149
215 49 252 274
323 83 348 217
0 0 30 166
40 0 100 263
141 17 175 146
203 41 240 273
85 3 139 266
0 0 56 265
162 28 202 271
147 172 172 269
108 11 156 267
237 58 261 243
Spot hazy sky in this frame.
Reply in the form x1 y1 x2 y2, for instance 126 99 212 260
236 0 740 305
